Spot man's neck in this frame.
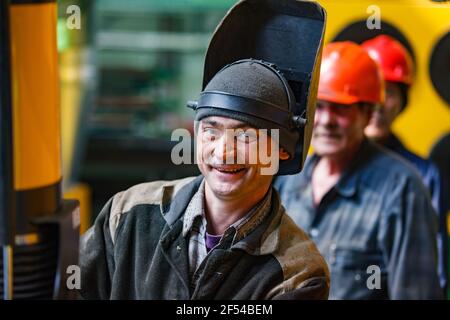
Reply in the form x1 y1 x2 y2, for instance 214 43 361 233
369 131 393 146
203 184 270 236
318 152 353 175
312 141 362 205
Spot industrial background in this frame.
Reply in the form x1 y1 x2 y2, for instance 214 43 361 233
0 0 449 299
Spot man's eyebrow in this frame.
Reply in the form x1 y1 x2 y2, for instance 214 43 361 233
202 119 255 130
203 119 220 127
232 123 253 130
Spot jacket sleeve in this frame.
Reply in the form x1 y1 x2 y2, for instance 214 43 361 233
79 197 116 300
379 175 443 299
271 277 329 300
427 163 448 291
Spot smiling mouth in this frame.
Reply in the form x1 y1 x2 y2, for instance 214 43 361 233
211 165 247 174
316 132 341 139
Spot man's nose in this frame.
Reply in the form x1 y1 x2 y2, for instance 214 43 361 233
213 133 236 163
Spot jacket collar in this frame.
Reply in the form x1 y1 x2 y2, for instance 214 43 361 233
181 179 273 244
161 175 204 227
159 174 285 256
182 179 206 237
231 189 284 256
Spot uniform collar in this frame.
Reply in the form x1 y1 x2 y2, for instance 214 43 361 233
301 139 377 199
182 179 206 236
334 139 378 198
383 133 407 153
181 179 273 245
161 175 286 257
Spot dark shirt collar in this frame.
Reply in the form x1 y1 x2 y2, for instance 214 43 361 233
182 178 273 245
301 139 377 200
382 133 406 153
161 175 286 257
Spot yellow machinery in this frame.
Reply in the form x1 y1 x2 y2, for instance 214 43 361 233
1 0 80 299
317 0 450 158
57 0 92 235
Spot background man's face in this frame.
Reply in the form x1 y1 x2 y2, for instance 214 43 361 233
365 81 404 140
196 116 281 200
313 100 370 158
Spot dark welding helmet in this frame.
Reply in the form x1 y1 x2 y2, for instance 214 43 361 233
188 0 326 175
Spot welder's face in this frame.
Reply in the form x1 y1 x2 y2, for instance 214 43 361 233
313 100 371 158
365 81 403 140
196 116 287 200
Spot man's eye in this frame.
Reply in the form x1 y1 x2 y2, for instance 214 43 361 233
316 102 327 111
386 88 396 97
333 104 352 115
236 131 258 143
203 128 220 139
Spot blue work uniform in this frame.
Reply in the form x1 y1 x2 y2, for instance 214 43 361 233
275 139 442 299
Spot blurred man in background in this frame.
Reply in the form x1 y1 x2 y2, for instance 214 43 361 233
275 42 442 299
362 35 448 293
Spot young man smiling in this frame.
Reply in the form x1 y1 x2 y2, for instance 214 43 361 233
196 116 287 237
79 59 329 300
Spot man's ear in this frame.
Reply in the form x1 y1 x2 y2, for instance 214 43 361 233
362 103 375 126
279 148 290 161
194 120 201 132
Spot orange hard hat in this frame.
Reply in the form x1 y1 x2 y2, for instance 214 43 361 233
318 41 385 105
361 35 414 85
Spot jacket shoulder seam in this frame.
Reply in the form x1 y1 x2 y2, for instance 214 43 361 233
108 176 196 243
268 213 330 296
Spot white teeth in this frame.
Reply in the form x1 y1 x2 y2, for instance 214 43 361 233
215 168 243 173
